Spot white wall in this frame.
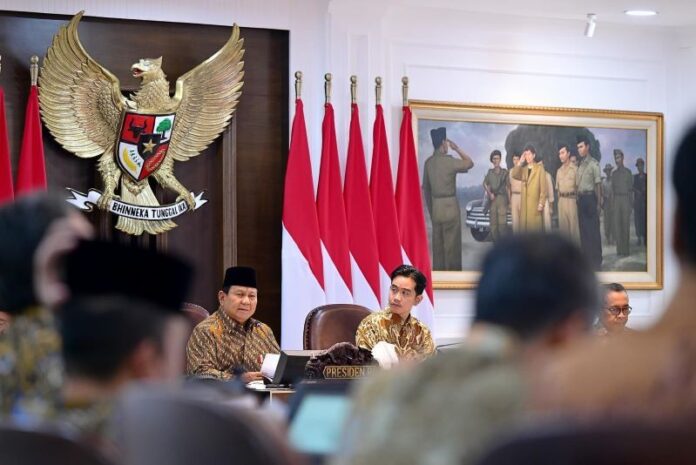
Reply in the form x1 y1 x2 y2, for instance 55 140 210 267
325 1 689 341
4 0 690 342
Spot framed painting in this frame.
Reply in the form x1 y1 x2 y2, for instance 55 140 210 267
410 100 663 290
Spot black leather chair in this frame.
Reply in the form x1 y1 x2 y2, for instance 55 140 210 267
303 304 371 350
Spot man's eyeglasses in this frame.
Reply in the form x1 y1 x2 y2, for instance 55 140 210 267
606 305 632 316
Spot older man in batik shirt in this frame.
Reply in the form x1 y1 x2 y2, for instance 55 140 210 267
356 265 435 361
186 267 280 382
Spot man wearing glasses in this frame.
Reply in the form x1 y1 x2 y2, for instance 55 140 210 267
355 265 435 361
596 282 633 336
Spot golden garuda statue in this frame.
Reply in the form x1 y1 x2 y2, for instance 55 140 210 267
39 11 244 235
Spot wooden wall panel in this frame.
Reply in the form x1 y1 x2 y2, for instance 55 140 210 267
0 12 288 339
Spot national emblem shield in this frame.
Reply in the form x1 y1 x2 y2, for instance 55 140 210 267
116 112 176 181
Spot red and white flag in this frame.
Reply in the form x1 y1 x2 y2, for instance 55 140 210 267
281 98 325 349
16 85 46 196
317 103 352 304
370 104 401 307
344 103 380 310
396 105 434 328
0 86 13 204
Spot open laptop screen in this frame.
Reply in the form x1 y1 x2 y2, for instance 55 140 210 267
287 381 353 456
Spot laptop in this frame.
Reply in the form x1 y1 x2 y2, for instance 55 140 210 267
287 381 353 461
264 350 322 387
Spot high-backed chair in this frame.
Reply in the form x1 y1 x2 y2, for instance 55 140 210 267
476 418 696 465
118 387 304 465
303 304 371 350
182 302 210 328
0 423 113 465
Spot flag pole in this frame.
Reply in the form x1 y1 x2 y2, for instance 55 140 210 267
324 73 332 104
402 76 409 107
375 76 382 106
294 70 302 99
350 75 357 104
30 55 39 86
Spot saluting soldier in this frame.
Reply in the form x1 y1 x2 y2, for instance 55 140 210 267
633 158 647 246
508 153 523 233
602 164 615 245
575 136 603 270
555 145 580 242
611 149 634 256
483 150 509 241
423 127 474 270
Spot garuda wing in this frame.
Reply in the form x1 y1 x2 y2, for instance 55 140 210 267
168 24 244 162
39 11 127 158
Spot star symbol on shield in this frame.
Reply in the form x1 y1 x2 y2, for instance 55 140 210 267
142 138 156 154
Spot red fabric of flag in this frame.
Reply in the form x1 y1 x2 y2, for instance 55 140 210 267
281 98 326 347
282 98 324 289
344 103 381 306
396 105 434 304
317 103 352 301
0 87 13 204
16 86 47 195
370 104 402 302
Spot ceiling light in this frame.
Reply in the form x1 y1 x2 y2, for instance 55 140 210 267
624 10 658 17
584 13 597 38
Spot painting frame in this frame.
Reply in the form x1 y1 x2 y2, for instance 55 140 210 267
410 99 664 290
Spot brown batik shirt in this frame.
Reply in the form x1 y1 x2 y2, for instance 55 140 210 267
355 309 435 361
185 309 280 380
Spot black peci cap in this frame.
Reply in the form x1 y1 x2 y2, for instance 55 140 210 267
223 266 257 289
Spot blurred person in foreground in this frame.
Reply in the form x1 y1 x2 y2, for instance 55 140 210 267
595 282 633 337
333 233 598 465
186 266 280 382
55 239 192 451
539 124 696 418
0 194 93 418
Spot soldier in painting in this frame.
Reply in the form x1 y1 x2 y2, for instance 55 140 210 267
633 158 647 246
483 150 509 241
611 149 634 256
422 127 474 270
602 163 615 245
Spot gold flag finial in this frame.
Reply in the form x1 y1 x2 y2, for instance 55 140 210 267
295 71 303 99
350 75 357 104
402 76 409 106
324 73 332 104
375 77 382 105
30 55 39 86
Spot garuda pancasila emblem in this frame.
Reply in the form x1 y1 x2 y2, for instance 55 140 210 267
39 11 244 235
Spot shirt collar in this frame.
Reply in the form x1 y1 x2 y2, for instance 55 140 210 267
385 308 412 326
218 307 257 333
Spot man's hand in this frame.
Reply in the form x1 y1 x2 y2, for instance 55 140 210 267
537 203 544 212
489 193 496 201
447 139 459 151
241 371 263 383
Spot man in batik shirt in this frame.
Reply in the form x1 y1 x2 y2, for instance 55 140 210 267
355 265 435 361
186 267 280 382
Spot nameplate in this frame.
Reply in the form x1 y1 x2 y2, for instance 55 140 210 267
322 365 378 379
